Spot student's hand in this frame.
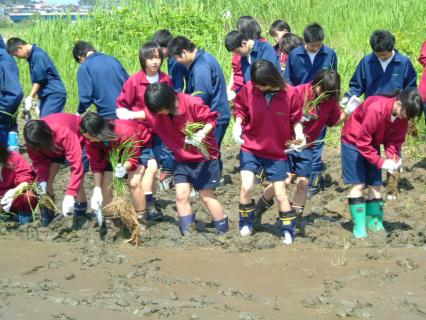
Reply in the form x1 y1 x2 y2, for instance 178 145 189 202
62 195 75 216
227 90 236 102
340 96 349 108
90 186 103 211
116 108 135 120
185 131 206 147
24 96 33 111
34 99 41 116
114 163 127 178
396 158 403 172
382 159 398 174
39 182 47 194
345 96 362 115
1 188 16 212
232 122 245 145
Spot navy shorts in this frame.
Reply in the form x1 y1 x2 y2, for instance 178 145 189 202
288 148 313 178
341 142 382 186
239 151 289 182
140 147 156 167
174 159 220 190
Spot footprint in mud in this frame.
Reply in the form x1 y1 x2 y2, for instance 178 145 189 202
396 258 418 272
336 299 373 319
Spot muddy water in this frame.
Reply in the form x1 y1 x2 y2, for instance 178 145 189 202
1 146 426 319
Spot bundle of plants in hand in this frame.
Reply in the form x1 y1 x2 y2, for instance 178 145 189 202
103 138 143 246
182 121 217 160
302 83 336 122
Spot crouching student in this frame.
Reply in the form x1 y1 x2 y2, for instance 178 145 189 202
341 88 422 238
0 144 37 224
80 112 150 226
23 113 87 226
232 60 304 244
254 69 346 233
142 82 228 235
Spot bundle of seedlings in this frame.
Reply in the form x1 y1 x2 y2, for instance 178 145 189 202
103 139 142 246
301 82 336 122
182 121 218 160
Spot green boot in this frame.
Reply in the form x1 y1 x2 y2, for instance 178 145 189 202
366 198 385 232
348 197 367 238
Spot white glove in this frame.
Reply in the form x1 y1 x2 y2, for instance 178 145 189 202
24 96 33 112
90 186 103 211
115 163 127 178
39 182 47 194
116 108 135 120
382 159 398 173
340 96 349 108
227 90 236 102
345 96 362 115
185 131 206 147
395 158 403 172
62 195 75 216
34 100 41 116
232 122 245 145
1 189 16 213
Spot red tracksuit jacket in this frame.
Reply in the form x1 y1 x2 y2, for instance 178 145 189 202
342 96 407 169
234 81 303 160
418 40 426 102
26 113 85 197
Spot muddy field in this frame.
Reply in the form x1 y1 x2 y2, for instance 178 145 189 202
1 145 426 320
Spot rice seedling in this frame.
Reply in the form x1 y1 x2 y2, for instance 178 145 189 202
301 85 338 122
182 121 218 159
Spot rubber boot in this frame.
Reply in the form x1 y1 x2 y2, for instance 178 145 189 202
253 196 274 231
366 198 385 232
146 193 164 221
136 210 148 230
239 201 255 236
307 171 324 199
40 207 54 227
213 216 229 234
74 201 88 217
348 197 367 238
279 210 297 245
292 203 305 237
179 213 195 236
18 212 33 225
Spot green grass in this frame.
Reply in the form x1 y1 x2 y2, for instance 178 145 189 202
4 0 426 149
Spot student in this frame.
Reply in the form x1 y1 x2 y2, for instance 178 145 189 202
0 47 23 148
233 60 304 244
151 29 188 93
72 41 129 120
140 82 228 235
23 113 87 226
341 88 422 238
116 42 173 221
225 30 280 85
279 32 304 62
284 22 338 198
269 19 292 71
0 144 37 224
254 69 346 233
168 36 230 176
419 40 426 122
6 38 66 117
80 112 150 225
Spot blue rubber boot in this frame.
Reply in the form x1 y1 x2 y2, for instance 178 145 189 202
40 207 54 227
213 216 229 234
18 212 33 225
279 210 297 245
146 193 164 222
74 202 88 217
307 171 324 198
254 196 274 231
239 201 255 236
179 213 195 236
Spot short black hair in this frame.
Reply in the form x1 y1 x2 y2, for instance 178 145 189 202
370 30 395 52
269 19 291 37
303 23 324 43
312 69 341 101
250 60 285 90
236 15 261 39
24 120 58 152
6 37 27 54
0 144 10 167
167 36 196 57
72 40 96 63
144 82 177 114
152 29 173 48
139 41 163 71
279 32 304 54
224 30 247 52
80 112 117 141
397 88 423 121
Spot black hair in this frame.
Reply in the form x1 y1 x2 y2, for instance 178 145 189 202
236 16 261 39
167 36 196 57
397 88 423 121
152 29 173 48
72 40 96 63
303 23 324 43
279 32 304 54
312 69 341 101
370 30 395 52
250 60 285 90
0 144 10 166
80 112 117 141
6 37 27 54
23 120 59 152
269 19 291 37
144 82 177 114
139 41 163 71
224 30 247 52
